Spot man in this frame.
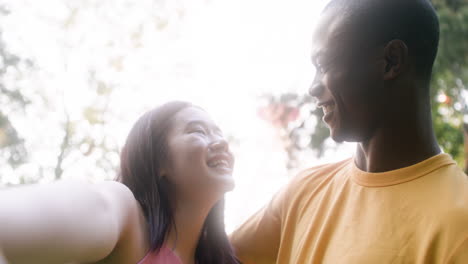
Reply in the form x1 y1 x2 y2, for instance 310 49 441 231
230 0 468 263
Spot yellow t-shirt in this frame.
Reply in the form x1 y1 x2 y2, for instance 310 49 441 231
231 154 468 264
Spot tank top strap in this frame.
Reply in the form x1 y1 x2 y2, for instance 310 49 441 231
137 246 182 264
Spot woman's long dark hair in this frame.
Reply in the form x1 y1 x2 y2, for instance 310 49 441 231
118 101 238 264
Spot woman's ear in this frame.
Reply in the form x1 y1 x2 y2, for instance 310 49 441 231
383 39 408 80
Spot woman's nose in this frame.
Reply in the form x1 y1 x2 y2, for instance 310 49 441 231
209 138 228 152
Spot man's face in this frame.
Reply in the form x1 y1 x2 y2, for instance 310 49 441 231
309 11 386 143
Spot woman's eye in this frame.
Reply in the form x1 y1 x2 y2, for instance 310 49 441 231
191 129 206 135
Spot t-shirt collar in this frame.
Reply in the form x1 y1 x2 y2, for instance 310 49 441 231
350 153 455 187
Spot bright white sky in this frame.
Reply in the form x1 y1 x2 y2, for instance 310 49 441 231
1 0 356 232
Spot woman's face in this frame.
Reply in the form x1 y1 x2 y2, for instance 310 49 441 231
163 107 235 201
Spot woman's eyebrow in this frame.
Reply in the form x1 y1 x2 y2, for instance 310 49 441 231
212 126 223 135
185 120 206 128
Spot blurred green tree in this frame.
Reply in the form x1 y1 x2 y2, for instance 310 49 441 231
0 6 31 172
260 0 468 171
0 1 187 185
431 0 468 169
0 4 119 183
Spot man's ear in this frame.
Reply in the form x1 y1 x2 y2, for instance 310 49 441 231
159 167 168 179
383 39 408 80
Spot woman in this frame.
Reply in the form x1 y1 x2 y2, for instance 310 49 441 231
0 101 239 264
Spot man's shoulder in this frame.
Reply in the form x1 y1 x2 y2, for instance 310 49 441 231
440 174 468 221
296 158 352 180
288 158 352 190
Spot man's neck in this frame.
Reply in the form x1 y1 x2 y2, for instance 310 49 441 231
354 101 441 172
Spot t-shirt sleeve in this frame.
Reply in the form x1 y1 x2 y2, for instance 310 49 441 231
229 185 289 264
448 236 468 264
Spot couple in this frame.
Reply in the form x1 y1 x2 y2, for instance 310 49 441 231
1 0 468 263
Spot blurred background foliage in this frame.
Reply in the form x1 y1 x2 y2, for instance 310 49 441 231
0 0 204 185
0 0 467 185
0 2 135 184
261 0 468 171
0 6 31 174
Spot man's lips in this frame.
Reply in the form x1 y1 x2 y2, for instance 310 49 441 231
317 100 336 123
317 100 335 114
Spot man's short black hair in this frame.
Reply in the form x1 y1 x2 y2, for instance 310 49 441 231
324 0 440 81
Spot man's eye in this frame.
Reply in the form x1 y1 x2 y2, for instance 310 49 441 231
317 63 327 74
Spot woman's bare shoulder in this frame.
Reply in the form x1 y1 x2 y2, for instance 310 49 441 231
92 181 149 264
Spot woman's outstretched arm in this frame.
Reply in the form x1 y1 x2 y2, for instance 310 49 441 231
0 180 138 264
0 249 8 264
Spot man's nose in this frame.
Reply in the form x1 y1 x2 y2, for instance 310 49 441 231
309 75 325 97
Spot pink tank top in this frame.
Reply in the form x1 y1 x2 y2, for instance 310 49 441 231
137 247 182 264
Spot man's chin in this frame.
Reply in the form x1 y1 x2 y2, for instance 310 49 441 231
330 132 345 143
329 125 345 143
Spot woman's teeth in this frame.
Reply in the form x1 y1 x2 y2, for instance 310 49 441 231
208 160 229 168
